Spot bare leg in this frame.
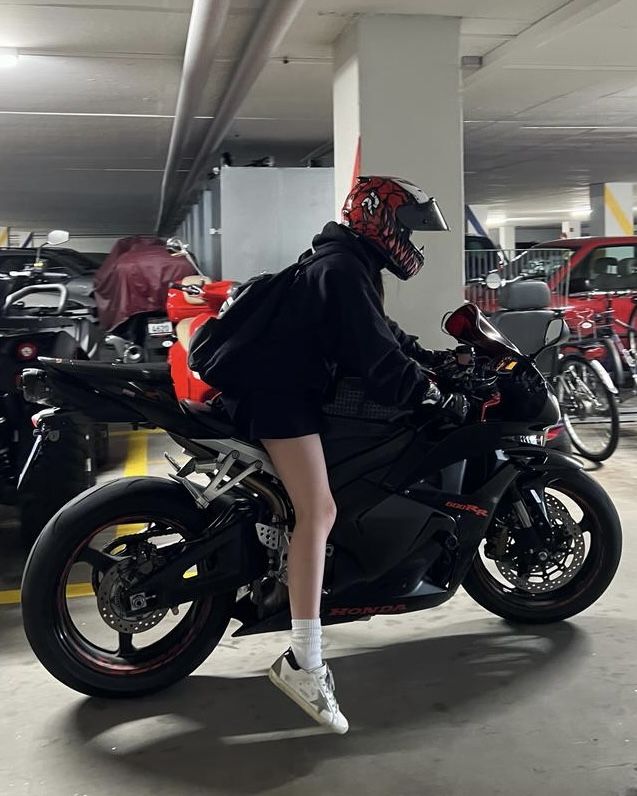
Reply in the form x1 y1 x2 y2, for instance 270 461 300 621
262 435 348 733
261 434 336 619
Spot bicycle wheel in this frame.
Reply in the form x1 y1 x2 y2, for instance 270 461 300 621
599 337 624 390
556 355 620 462
628 306 637 355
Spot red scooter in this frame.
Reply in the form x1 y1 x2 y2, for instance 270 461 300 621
163 238 235 402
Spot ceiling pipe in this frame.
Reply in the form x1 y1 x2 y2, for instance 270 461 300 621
161 0 306 233
155 0 231 233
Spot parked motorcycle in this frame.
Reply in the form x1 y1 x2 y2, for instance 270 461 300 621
164 238 235 402
94 236 199 364
18 301 621 697
0 230 98 544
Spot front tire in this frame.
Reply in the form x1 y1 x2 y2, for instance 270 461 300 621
21 477 234 698
463 468 621 623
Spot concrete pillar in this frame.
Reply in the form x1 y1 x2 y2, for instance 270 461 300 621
200 190 214 275
497 225 516 252
562 220 581 238
590 183 634 236
466 204 490 236
333 14 463 345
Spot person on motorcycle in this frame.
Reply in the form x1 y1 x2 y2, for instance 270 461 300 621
218 176 465 734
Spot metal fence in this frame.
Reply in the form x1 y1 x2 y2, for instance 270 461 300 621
464 248 573 313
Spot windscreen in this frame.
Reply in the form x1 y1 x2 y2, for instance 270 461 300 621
443 303 521 358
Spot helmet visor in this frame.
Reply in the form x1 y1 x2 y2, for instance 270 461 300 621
396 197 449 232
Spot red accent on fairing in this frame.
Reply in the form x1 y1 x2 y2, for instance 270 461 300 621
167 279 233 402
480 392 502 422
166 279 235 324
168 314 218 402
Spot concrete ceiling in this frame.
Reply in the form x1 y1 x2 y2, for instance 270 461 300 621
1 0 636 233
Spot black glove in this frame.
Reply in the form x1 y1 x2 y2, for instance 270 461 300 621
420 383 470 424
440 392 471 424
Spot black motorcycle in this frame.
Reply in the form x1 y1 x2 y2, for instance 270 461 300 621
0 233 101 544
19 303 621 698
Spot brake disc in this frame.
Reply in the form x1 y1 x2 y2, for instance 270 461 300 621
496 494 587 594
96 560 168 634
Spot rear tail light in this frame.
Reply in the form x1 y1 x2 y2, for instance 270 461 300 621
16 341 38 361
546 425 562 441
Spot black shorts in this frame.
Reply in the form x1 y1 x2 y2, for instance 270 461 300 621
221 391 323 441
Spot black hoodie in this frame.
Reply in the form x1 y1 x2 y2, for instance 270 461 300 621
220 222 435 408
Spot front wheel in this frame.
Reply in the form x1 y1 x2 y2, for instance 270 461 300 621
463 468 622 623
21 477 234 698
556 355 620 462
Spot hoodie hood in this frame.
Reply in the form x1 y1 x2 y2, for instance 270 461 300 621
311 221 386 273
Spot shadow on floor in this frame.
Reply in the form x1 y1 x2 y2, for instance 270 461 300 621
67 620 587 794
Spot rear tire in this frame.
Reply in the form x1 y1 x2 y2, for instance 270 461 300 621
463 468 622 623
21 477 234 698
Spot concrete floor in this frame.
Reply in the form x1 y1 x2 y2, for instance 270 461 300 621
1 428 637 796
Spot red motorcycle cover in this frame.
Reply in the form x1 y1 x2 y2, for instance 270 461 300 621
94 236 197 330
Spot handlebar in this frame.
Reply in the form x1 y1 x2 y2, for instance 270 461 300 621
3 283 69 314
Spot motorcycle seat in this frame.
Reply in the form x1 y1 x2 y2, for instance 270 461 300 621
39 357 171 385
180 398 237 438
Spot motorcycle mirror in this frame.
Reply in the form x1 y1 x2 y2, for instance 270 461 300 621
46 230 70 247
530 317 570 360
485 272 502 290
166 237 188 253
544 317 570 348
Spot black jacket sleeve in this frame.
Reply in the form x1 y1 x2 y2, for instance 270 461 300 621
385 317 440 368
319 262 432 408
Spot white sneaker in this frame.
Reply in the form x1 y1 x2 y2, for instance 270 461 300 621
268 648 349 735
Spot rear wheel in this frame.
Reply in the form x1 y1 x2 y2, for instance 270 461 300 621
556 355 619 461
463 468 621 623
21 477 234 698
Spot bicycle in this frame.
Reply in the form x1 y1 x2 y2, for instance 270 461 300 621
568 292 637 399
487 277 620 462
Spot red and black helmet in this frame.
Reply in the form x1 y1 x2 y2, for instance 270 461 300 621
341 176 449 280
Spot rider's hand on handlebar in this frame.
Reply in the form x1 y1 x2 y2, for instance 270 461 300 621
440 392 471 424
420 382 470 425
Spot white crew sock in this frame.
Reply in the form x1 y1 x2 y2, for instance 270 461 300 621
291 618 323 671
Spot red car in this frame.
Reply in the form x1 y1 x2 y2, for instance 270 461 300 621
532 237 637 337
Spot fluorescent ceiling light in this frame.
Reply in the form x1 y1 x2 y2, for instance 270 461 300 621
0 48 18 68
571 207 591 220
522 125 637 131
487 213 506 226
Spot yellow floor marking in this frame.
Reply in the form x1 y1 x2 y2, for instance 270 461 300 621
115 430 150 537
123 430 149 477
0 589 21 606
0 581 94 606
110 428 165 438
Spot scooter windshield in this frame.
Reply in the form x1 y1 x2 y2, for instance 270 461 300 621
443 303 521 359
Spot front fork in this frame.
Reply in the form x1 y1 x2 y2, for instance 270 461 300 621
507 478 554 569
